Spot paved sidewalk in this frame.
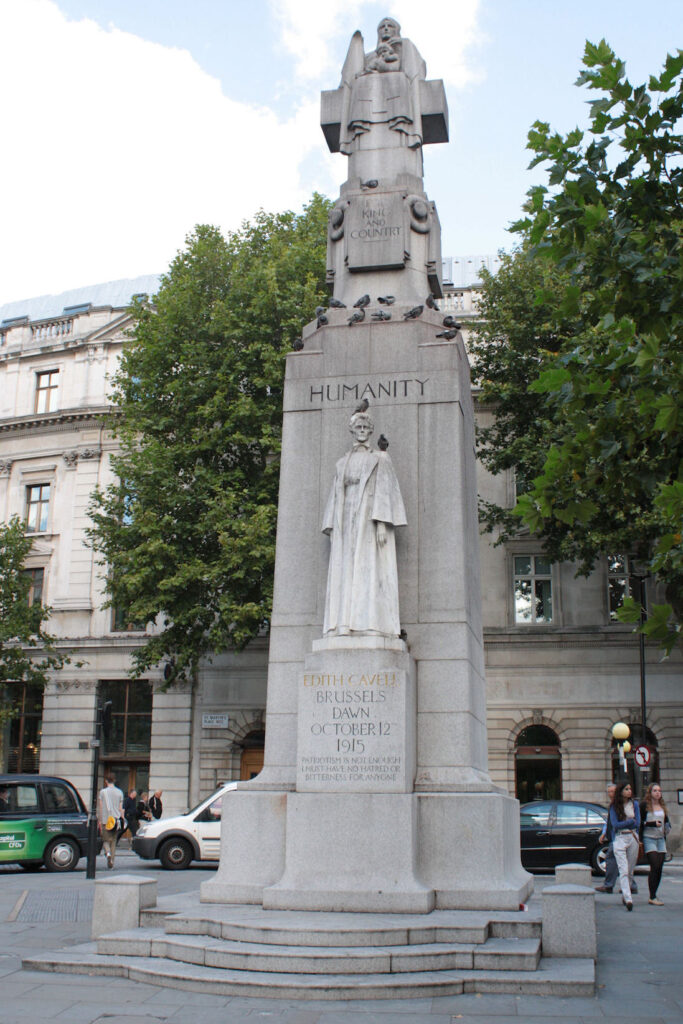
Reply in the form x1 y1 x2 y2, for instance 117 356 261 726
1 853 682 1023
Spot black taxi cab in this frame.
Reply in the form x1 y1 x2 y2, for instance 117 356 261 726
0 774 94 871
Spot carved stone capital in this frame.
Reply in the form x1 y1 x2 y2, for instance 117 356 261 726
0 459 12 475
63 447 101 467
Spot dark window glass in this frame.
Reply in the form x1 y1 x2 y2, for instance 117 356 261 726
517 725 560 747
112 607 146 632
23 568 44 606
5 684 43 773
99 680 152 757
555 804 587 825
25 484 51 533
0 782 40 813
207 797 222 820
520 803 553 827
42 782 77 813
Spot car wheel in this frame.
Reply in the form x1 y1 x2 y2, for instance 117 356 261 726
159 837 193 870
591 845 607 875
44 837 80 872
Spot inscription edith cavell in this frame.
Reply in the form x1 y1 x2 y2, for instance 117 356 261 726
347 193 405 271
297 668 411 793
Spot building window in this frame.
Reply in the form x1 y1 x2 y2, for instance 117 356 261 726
23 568 45 606
100 680 153 797
607 554 631 619
3 684 43 773
35 370 59 413
111 607 146 633
513 555 553 623
25 484 51 533
100 680 152 758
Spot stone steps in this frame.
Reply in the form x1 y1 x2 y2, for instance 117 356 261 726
97 927 542 973
21 899 595 999
160 904 542 947
22 945 594 999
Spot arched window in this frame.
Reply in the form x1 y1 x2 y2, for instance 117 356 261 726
515 724 561 803
611 725 659 796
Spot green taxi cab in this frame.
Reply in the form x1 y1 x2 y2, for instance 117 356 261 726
0 774 95 871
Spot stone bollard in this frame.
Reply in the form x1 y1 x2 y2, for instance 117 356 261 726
91 874 157 939
542 883 597 960
555 862 592 887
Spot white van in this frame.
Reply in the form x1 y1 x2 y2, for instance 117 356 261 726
131 781 236 869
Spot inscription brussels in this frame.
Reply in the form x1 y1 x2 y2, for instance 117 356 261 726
309 378 429 404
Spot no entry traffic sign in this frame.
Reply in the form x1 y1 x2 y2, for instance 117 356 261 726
634 745 651 768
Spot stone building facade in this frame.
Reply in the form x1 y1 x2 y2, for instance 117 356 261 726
1 269 680 841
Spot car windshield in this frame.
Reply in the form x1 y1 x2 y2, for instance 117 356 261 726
183 786 230 817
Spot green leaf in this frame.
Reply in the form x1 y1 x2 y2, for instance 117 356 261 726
529 367 572 393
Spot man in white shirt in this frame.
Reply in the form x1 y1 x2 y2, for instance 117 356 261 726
98 774 124 869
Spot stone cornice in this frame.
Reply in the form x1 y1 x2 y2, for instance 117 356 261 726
0 405 113 434
483 626 643 650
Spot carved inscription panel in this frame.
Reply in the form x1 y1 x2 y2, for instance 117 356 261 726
297 665 413 793
346 193 405 271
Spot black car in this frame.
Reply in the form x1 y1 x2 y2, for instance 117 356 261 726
0 774 96 872
520 800 609 874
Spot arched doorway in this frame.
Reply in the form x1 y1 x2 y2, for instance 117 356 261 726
611 724 659 797
515 725 561 803
239 729 265 780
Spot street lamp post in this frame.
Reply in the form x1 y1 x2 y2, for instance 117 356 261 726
636 574 649 780
85 700 112 880
612 722 631 779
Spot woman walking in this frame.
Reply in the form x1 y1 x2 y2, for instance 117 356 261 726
609 781 640 910
640 783 670 906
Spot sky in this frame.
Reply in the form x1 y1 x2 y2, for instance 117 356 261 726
0 0 680 306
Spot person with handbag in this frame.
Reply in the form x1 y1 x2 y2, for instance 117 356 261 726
97 773 124 869
609 781 641 911
640 783 670 905
595 781 639 895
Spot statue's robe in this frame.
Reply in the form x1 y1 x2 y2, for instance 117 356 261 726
339 33 427 155
322 444 407 636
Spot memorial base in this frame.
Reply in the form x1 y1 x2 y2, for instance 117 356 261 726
263 792 434 913
417 791 533 910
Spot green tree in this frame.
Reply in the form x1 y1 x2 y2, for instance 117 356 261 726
88 194 331 681
472 42 683 651
0 516 69 722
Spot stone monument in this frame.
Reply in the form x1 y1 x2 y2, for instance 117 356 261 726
202 16 532 912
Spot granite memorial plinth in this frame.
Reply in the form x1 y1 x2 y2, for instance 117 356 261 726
201 15 532 914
